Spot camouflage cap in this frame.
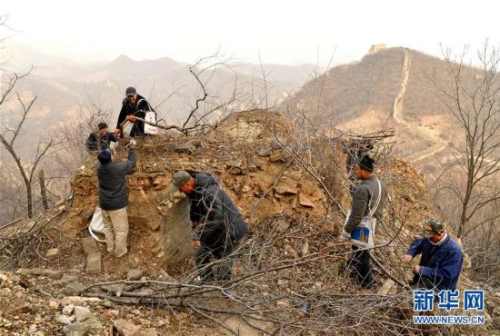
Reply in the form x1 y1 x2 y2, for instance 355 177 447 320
426 218 445 233
168 171 192 193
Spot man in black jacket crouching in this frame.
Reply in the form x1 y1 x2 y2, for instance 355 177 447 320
170 171 248 283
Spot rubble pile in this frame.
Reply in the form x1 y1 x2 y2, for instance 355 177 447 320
0 269 215 335
67 110 334 275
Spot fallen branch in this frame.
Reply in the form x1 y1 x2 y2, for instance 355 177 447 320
0 217 23 230
90 293 141 305
371 254 410 290
47 208 65 222
343 129 396 141
79 279 224 297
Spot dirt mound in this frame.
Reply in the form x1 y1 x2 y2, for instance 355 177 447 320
62 110 331 276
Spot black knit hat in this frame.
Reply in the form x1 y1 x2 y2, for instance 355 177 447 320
98 150 112 165
358 155 375 172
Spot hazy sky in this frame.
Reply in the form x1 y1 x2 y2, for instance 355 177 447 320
1 0 498 66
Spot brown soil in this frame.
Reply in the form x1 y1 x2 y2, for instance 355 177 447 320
1 110 497 335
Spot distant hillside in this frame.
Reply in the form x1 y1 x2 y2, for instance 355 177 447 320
283 48 405 124
1 44 319 158
85 55 189 82
279 47 487 174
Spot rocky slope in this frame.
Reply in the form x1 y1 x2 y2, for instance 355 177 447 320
1 110 499 335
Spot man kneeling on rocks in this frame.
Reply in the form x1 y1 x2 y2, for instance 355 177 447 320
170 171 248 283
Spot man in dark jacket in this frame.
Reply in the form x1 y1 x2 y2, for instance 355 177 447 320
116 87 153 138
97 140 137 258
402 219 463 292
170 171 249 283
86 122 118 151
342 155 387 289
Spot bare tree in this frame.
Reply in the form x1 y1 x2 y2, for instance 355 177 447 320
132 55 241 135
0 70 54 218
53 97 113 173
430 42 500 239
0 15 11 66
0 164 26 224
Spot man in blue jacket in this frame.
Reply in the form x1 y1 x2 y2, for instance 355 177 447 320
402 219 463 291
97 140 137 258
170 171 248 283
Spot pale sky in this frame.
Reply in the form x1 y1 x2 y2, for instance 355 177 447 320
1 0 499 66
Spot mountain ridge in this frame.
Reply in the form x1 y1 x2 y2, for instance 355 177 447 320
278 46 488 173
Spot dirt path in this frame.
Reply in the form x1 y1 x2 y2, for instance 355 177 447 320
407 142 447 163
392 48 411 128
392 49 447 163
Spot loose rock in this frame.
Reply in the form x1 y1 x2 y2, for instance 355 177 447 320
127 269 144 281
73 306 91 322
114 319 141 336
62 304 75 315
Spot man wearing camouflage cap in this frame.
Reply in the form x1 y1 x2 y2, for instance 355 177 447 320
402 219 463 291
170 171 248 283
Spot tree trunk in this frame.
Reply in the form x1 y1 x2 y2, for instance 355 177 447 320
39 169 49 210
27 183 33 218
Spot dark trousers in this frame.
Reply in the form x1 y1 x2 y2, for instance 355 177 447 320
348 245 373 288
195 242 235 282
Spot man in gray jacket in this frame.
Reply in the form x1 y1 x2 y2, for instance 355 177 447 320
97 141 137 258
343 155 387 288
170 171 249 283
